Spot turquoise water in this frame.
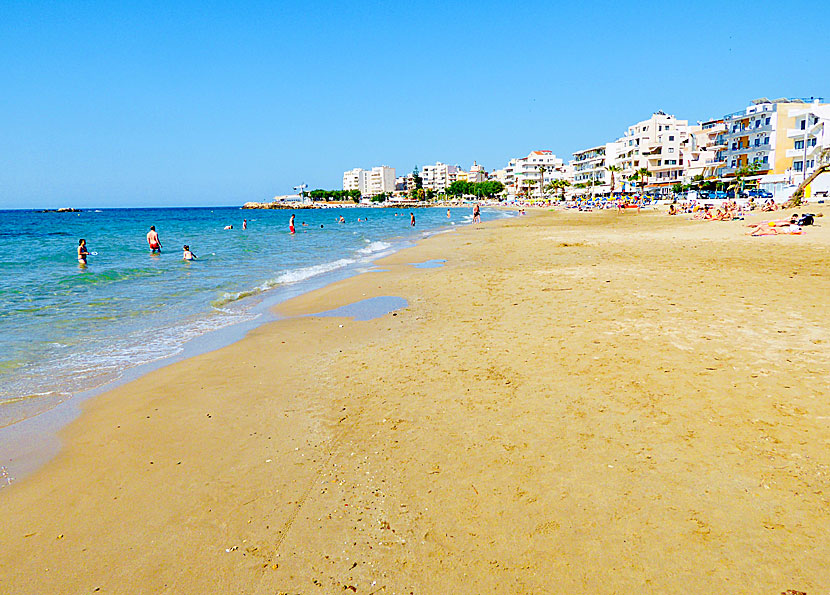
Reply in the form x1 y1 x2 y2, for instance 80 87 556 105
0 205 505 428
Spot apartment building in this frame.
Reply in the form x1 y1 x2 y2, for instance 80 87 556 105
788 102 830 183
617 112 689 195
500 150 565 198
681 119 727 182
570 141 623 195
342 165 395 196
718 98 829 182
421 162 460 192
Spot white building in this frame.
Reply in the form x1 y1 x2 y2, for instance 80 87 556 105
421 162 460 192
617 112 689 195
342 165 396 196
500 150 565 199
570 141 623 196
681 119 727 182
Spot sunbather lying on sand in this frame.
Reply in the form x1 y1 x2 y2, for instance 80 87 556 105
746 221 804 236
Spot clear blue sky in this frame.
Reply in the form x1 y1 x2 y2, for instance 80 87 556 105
1 0 827 208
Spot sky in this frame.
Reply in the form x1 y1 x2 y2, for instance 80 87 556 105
1 0 828 208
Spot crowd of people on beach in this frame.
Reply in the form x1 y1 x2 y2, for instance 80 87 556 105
75 204 483 266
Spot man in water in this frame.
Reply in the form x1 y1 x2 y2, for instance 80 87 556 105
243 219 247 230
473 203 481 224
289 213 296 234
77 238 89 265
410 212 416 227
147 226 162 252
447 208 451 219
182 244 196 260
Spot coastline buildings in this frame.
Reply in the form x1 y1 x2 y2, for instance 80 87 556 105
342 165 396 196
339 96 828 202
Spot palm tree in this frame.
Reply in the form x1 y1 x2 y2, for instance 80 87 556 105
605 165 621 198
631 167 651 197
730 161 761 197
537 165 547 199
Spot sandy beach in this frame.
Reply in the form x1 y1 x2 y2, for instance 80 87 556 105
1 207 829 594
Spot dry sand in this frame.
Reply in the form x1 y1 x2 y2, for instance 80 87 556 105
1 207 829 594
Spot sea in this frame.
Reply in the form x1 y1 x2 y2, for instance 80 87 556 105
0 205 509 433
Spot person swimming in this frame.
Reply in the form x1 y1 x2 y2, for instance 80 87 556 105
146 226 162 252
182 244 196 260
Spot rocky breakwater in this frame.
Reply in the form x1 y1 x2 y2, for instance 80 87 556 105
242 201 316 210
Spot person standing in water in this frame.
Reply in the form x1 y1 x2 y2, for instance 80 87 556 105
77 239 89 265
289 213 296 234
473 203 481 224
447 208 451 219
182 245 196 260
242 219 247 230
410 212 416 227
146 226 162 252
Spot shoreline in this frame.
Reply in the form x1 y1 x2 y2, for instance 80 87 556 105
0 209 508 484
1 208 829 592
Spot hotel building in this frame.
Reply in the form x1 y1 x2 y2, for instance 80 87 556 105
718 98 828 180
681 119 727 182
570 141 623 195
617 112 689 195
500 150 565 198
342 165 396 196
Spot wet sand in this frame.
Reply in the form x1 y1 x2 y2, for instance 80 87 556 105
1 207 829 593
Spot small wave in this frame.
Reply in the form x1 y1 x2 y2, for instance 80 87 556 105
357 241 392 255
211 258 356 307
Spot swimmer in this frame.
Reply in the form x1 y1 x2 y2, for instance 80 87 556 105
146 226 162 252
339 216 345 224
224 225 233 230
242 219 247 230
77 238 89 265
410 212 416 227
289 213 295 234
182 244 197 260
447 208 451 219
302 222 308 226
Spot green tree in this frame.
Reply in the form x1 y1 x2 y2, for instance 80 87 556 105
605 165 621 197
537 165 547 199
348 189 361 202
413 166 423 189
630 168 651 196
729 161 761 196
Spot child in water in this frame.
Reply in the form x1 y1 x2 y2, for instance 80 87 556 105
182 245 197 260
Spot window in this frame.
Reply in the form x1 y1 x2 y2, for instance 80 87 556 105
794 161 803 172
795 140 804 149
809 138 817 147
763 156 769 164
731 159 737 167
754 139 760 147
800 120 806 130
764 137 770 145
732 142 738 150
765 117 771 125
668 148 674 153
668 135 674 141
755 120 761 128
